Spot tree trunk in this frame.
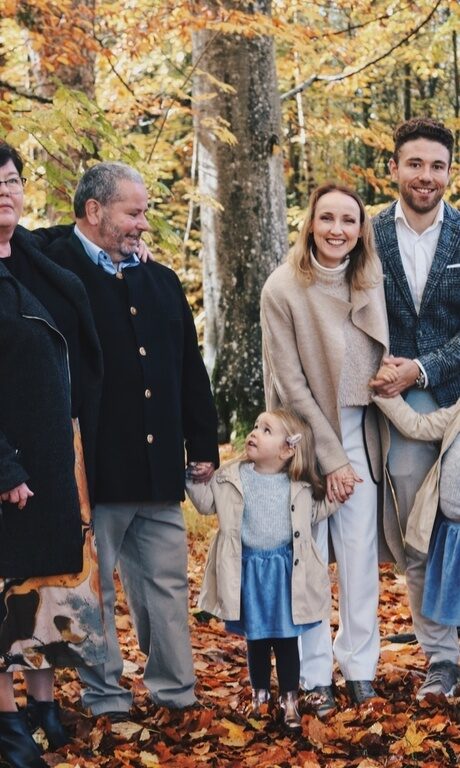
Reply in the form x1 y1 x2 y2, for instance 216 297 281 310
453 30 459 164
192 0 288 440
403 62 411 120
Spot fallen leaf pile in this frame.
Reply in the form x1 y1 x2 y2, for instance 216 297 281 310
10 450 459 767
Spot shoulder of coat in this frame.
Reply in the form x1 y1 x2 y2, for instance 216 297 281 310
215 459 244 484
263 262 295 289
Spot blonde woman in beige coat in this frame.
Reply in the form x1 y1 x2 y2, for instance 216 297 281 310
261 183 402 715
186 408 338 731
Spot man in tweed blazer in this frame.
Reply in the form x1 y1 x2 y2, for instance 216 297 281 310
373 117 460 700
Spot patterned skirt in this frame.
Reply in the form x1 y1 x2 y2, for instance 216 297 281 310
0 420 106 672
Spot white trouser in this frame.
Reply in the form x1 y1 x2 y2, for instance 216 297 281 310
388 389 459 665
79 501 196 714
300 406 379 687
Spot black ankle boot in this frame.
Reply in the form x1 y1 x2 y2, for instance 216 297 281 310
0 710 47 768
26 696 70 750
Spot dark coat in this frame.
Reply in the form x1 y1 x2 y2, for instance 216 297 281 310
373 202 460 407
0 226 102 577
43 231 219 503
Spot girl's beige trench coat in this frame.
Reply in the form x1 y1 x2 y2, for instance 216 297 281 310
373 394 460 554
186 460 338 624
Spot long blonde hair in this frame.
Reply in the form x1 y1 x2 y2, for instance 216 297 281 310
288 182 380 291
262 408 326 500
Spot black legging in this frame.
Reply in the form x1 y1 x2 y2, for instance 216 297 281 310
246 637 299 693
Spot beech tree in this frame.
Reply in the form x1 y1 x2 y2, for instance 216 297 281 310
192 0 288 438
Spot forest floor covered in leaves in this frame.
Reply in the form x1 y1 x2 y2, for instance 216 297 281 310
11 468 460 768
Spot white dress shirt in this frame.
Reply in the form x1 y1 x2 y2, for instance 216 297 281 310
394 200 444 386
395 199 444 313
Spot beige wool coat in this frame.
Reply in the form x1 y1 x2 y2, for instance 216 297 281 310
260 261 405 569
373 394 460 554
186 460 338 624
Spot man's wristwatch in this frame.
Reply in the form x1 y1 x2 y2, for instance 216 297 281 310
414 367 426 389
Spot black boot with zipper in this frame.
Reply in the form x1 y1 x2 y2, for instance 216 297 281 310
0 709 47 768
26 695 70 750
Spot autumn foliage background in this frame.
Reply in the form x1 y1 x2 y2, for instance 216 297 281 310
1 1 460 766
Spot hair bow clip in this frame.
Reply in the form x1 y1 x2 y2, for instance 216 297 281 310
286 433 302 447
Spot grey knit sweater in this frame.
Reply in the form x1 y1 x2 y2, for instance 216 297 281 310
240 462 292 549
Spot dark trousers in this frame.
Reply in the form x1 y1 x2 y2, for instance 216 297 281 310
247 637 299 693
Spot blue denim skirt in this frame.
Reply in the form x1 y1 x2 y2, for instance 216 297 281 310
225 543 319 640
422 516 460 626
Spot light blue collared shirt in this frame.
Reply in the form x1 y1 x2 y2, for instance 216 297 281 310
74 224 140 275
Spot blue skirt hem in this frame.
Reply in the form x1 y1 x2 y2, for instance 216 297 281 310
225 543 319 640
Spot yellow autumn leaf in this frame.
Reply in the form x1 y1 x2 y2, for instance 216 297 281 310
219 717 251 747
404 721 427 751
139 752 160 767
368 722 383 735
247 716 267 730
55 764 78 768
110 721 143 739
391 721 428 756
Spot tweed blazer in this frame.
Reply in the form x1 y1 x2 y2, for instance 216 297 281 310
373 202 460 407
261 261 405 568
373 394 460 554
186 460 338 623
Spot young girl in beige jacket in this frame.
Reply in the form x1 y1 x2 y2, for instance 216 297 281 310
373 387 460 631
186 408 339 732
372 363 460 698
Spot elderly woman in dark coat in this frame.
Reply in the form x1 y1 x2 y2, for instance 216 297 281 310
0 142 104 767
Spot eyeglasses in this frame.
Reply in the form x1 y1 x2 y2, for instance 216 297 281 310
0 177 26 193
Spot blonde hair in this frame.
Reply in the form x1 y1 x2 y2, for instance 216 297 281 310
234 408 325 500
288 182 381 291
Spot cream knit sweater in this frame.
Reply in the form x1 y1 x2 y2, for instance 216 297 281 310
312 254 381 407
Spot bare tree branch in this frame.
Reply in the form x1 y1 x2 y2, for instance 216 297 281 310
315 2 414 41
281 0 444 102
147 29 221 162
0 79 52 103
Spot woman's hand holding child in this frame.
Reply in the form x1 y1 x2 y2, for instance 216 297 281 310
326 464 362 503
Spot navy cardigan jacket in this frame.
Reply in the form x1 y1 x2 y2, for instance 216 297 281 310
42 230 219 504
